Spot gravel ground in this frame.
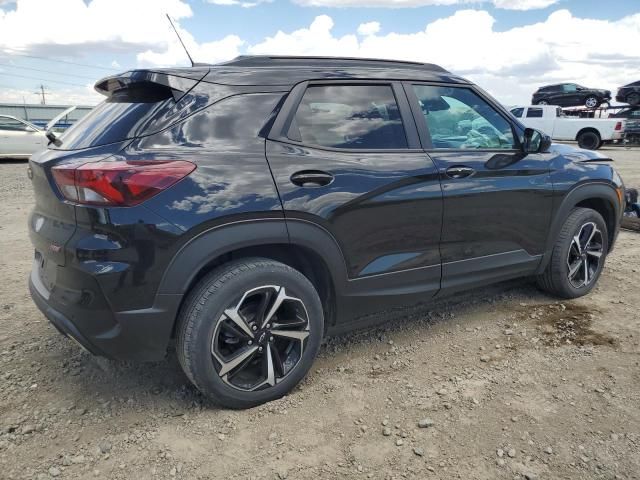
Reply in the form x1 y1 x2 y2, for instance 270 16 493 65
1 145 639 480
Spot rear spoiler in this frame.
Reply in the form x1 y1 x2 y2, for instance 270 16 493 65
94 69 209 101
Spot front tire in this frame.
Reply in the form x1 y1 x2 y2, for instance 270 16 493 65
537 208 608 299
536 100 549 105
176 258 324 409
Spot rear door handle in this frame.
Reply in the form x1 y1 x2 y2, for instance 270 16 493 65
290 170 334 187
445 166 475 179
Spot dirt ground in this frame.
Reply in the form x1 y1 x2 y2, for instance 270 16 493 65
1 145 639 480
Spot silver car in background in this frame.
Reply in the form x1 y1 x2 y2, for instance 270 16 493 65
0 114 46 159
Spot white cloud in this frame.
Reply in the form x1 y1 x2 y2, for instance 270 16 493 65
0 0 193 57
292 0 560 10
247 10 640 105
357 21 381 36
207 0 272 7
1 1 639 108
248 15 361 57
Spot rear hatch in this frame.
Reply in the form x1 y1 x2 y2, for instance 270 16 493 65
28 68 209 269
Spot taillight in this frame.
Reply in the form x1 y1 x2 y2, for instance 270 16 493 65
51 160 195 206
615 122 623 131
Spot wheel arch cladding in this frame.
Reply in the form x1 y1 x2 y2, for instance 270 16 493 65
159 219 346 332
537 183 620 274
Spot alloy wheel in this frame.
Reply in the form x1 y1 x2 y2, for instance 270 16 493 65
585 96 598 108
566 222 604 288
211 285 310 392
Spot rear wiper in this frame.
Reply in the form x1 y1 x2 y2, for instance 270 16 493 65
45 106 77 146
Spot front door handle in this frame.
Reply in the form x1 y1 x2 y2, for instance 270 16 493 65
445 166 475 179
290 170 334 187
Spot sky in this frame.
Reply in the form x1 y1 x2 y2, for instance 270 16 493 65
0 0 639 107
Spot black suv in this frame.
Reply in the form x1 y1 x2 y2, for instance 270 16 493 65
532 83 611 108
615 81 640 106
28 56 624 408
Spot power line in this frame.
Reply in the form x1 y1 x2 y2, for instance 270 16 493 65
0 72 89 87
0 62 99 81
1 52 122 72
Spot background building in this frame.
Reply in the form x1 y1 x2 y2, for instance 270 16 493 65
0 103 93 130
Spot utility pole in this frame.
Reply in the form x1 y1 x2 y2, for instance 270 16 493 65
34 84 50 105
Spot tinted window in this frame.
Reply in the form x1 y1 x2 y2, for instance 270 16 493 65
510 108 524 118
562 84 578 93
412 85 515 150
289 85 408 149
137 93 284 151
526 108 543 118
58 88 175 150
0 117 30 132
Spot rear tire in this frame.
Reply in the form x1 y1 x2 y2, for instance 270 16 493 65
577 130 601 150
536 100 549 105
584 95 600 108
537 208 608 299
176 258 324 409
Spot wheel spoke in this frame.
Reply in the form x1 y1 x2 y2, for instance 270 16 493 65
583 258 589 286
271 343 285 376
254 289 273 327
572 235 582 254
586 248 602 258
262 287 287 328
223 308 255 339
265 343 276 387
217 346 259 377
271 329 310 341
568 259 582 278
584 223 597 248
220 319 250 340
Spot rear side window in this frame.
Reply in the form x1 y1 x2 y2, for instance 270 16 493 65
510 108 524 118
288 85 408 150
526 108 543 118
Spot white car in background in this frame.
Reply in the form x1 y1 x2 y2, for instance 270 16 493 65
510 105 624 150
0 115 46 159
509 105 624 150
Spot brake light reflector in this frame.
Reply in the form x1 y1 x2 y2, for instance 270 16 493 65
52 160 195 206
615 122 622 131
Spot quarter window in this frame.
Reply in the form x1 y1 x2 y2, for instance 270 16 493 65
288 85 408 149
510 108 524 118
412 85 516 150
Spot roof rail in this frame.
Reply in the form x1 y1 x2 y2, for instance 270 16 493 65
218 55 449 73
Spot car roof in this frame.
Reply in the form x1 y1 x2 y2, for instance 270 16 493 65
111 55 470 88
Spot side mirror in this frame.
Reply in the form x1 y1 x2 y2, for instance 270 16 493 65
523 127 551 153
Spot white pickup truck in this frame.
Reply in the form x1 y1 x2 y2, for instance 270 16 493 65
510 105 624 150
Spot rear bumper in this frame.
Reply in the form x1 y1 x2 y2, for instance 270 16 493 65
29 262 182 361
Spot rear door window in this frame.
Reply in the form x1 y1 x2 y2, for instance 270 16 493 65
526 108 543 118
288 84 408 149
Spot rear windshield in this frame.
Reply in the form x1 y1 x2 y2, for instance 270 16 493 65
55 87 174 150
